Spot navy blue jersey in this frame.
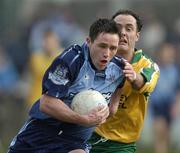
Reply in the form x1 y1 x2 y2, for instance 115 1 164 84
30 43 125 118
9 43 125 152
29 43 125 140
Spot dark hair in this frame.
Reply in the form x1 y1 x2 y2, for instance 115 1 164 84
89 18 119 42
112 10 143 32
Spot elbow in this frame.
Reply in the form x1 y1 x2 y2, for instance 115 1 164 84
39 95 49 113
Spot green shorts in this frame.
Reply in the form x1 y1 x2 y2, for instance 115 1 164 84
88 132 136 153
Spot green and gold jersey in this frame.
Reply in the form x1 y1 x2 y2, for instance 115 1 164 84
95 49 160 143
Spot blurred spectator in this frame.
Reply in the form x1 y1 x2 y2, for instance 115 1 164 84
26 29 63 107
0 45 19 95
170 52 180 151
172 89 180 119
150 42 180 153
0 44 24 151
29 12 86 51
170 88 180 151
169 18 180 67
4 28 29 75
168 18 180 46
138 12 167 55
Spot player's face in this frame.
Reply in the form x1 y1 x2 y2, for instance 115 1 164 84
114 15 140 54
87 32 119 70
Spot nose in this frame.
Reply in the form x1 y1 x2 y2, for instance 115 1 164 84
103 49 110 58
120 28 126 36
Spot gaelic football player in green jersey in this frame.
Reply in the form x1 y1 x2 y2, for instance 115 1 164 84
89 9 160 153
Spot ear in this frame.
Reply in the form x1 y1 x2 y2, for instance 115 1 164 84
135 32 140 42
86 37 91 46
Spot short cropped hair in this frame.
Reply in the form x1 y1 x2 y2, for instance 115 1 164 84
112 10 143 32
89 18 119 42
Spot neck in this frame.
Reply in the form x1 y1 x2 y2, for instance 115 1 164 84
117 50 134 63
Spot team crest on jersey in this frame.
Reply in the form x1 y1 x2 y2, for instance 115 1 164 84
48 65 69 85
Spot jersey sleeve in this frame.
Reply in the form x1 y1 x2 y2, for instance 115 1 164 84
117 77 126 88
139 62 160 94
114 55 126 89
42 44 83 99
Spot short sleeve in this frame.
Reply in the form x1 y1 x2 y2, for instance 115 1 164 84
42 57 72 99
42 44 84 99
139 62 160 94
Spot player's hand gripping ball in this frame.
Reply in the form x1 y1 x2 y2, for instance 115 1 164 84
71 90 107 115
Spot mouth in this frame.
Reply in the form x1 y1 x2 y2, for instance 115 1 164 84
100 60 108 66
119 39 127 45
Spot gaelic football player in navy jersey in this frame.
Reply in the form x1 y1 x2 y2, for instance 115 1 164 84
8 18 125 153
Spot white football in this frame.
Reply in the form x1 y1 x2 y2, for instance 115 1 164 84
71 90 108 115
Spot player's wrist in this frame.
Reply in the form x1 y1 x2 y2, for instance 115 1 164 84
77 113 96 127
131 71 137 83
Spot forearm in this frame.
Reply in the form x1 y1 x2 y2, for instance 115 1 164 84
131 73 145 90
40 94 87 125
109 88 122 115
123 60 145 90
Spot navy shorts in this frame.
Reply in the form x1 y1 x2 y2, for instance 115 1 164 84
8 118 90 153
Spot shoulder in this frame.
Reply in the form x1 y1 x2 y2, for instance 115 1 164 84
141 51 160 72
136 49 154 63
46 44 85 73
136 50 160 84
134 50 159 69
57 44 85 67
45 44 85 82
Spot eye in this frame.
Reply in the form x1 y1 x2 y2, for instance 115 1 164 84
99 44 107 49
110 46 117 51
127 28 131 31
126 25 134 32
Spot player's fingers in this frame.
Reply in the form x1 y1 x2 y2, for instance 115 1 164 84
89 105 102 113
99 106 109 119
96 104 107 112
123 61 134 70
97 119 107 126
89 105 107 119
123 65 133 72
98 105 109 114
123 70 136 82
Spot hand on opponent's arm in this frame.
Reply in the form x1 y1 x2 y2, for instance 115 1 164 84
123 60 145 90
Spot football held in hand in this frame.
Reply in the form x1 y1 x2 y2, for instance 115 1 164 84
71 90 107 115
